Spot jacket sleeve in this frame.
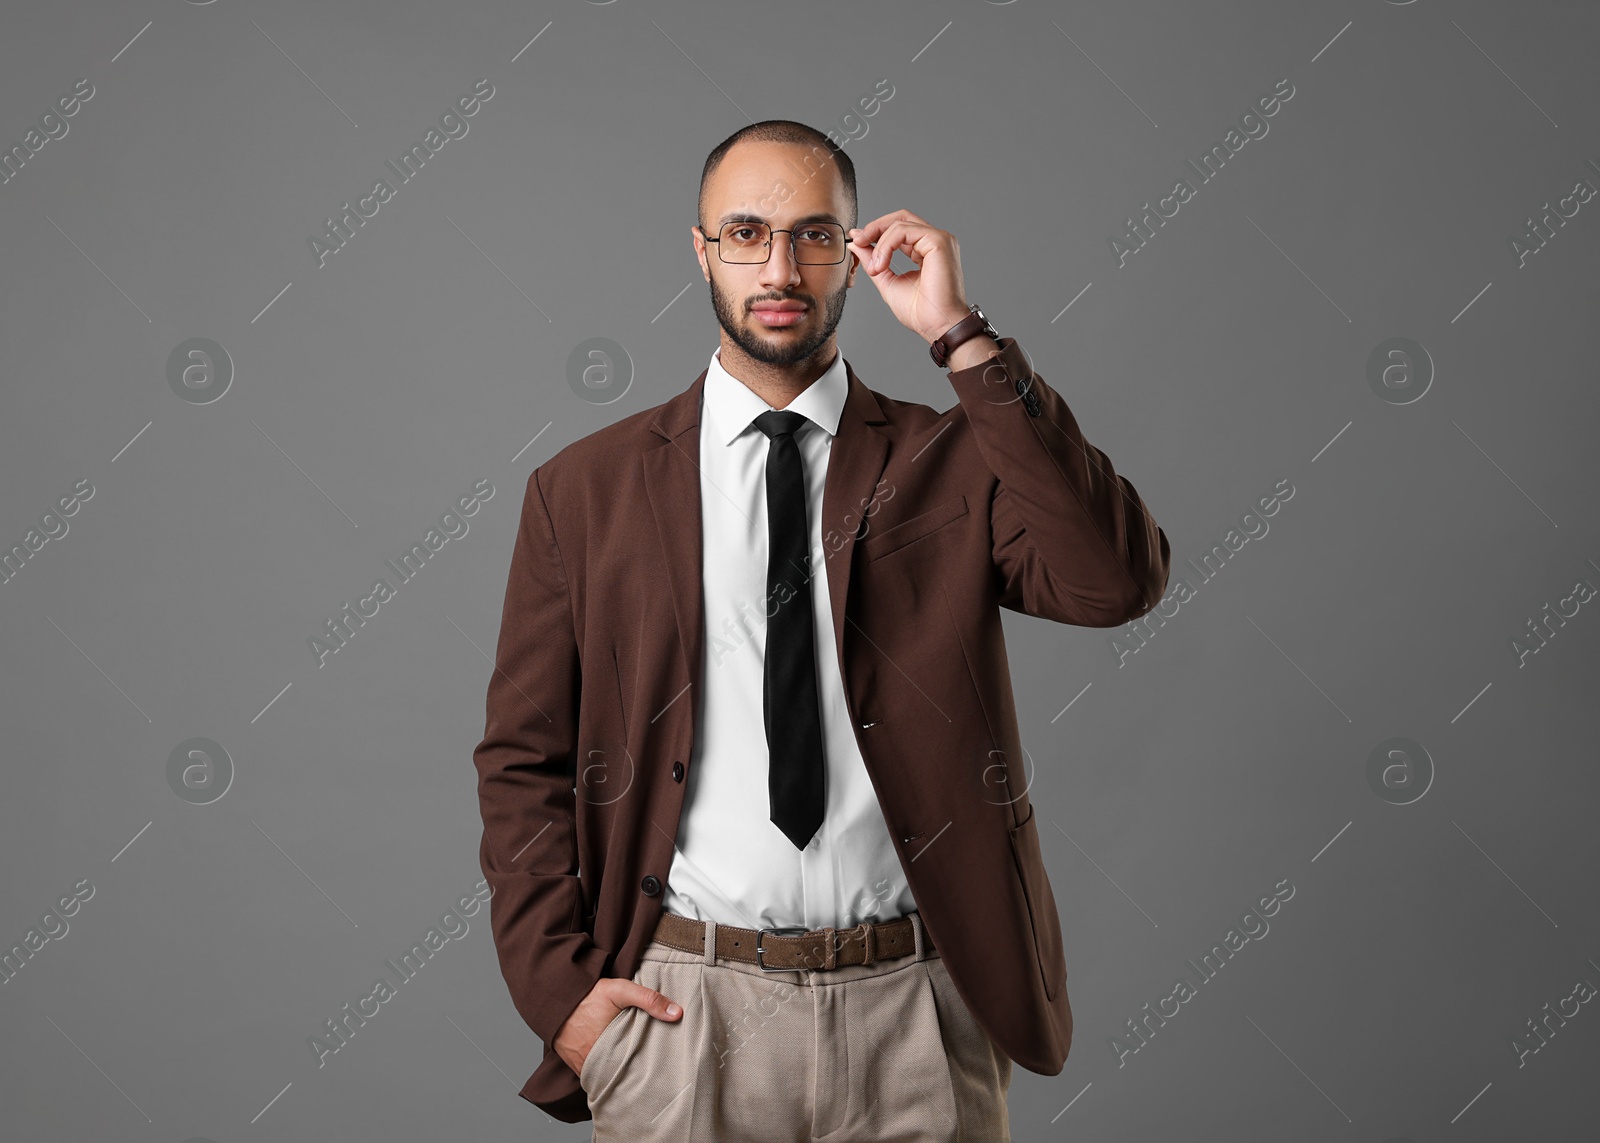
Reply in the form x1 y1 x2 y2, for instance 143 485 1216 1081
947 337 1171 628
473 466 609 1055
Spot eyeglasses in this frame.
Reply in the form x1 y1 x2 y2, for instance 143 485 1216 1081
704 220 851 265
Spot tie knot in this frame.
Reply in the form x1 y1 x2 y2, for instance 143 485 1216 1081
753 409 808 440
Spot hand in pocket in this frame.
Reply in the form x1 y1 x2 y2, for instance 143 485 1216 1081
555 976 684 1077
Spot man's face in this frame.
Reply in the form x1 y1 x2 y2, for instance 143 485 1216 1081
694 140 859 367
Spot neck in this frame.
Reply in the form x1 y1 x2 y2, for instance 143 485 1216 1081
717 337 838 410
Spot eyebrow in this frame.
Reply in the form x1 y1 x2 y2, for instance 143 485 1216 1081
715 211 844 228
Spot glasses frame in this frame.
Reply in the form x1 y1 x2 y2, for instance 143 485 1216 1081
702 219 853 266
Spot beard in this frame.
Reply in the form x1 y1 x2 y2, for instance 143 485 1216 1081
708 272 849 367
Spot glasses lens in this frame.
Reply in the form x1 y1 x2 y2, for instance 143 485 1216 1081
794 222 845 264
718 222 846 264
718 222 770 263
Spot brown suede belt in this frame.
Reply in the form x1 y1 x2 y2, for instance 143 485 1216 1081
652 910 918 972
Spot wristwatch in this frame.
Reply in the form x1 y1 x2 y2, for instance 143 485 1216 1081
931 303 1043 416
928 303 999 369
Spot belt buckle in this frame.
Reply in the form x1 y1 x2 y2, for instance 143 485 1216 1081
754 925 811 972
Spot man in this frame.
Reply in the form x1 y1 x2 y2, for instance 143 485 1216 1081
473 120 1170 1138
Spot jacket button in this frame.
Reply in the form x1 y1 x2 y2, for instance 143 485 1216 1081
640 875 661 896
672 761 684 782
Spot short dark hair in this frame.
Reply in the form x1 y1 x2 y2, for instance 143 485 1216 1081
698 120 858 234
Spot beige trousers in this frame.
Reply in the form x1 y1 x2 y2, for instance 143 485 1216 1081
579 911 1012 1141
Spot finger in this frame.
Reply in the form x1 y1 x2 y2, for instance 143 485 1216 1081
618 980 683 1020
849 211 897 246
880 221 944 263
850 208 920 248
887 209 931 228
861 221 910 271
866 221 938 272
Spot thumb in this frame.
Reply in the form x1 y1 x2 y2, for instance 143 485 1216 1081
615 980 683 1021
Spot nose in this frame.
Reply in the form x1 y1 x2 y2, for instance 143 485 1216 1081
759 231 803 289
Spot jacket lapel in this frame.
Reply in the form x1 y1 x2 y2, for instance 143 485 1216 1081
643 370 708 700
821 359 891 671
643 355 893 703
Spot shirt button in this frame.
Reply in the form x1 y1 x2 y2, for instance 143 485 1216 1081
640 875 661 896
672 761 684 782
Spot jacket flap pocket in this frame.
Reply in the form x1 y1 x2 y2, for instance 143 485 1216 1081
861 494 969 562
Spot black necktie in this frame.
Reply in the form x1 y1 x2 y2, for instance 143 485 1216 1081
752 409 826 851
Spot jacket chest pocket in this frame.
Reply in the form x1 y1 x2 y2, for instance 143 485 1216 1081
860 494 969 562
1008 802 1067 1001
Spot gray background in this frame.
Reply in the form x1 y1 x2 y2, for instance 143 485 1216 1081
2 0 1596 1139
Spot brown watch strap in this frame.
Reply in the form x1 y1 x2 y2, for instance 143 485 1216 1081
930 306 995 368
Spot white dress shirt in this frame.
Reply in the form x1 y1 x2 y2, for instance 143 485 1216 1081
661 344 920 933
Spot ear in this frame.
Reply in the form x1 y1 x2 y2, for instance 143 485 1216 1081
691 225 711 282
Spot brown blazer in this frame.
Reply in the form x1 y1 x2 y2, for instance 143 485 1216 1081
473 336 1170 1123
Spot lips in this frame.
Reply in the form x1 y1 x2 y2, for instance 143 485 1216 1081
752 300 807 327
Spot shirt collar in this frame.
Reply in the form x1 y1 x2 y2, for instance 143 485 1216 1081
703 344 849 448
